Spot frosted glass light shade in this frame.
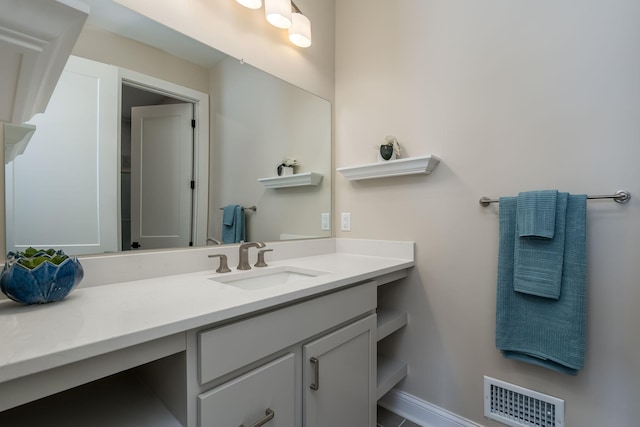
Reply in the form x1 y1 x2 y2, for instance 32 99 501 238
236 0 262 9
265 0 292 28
288 13 311 47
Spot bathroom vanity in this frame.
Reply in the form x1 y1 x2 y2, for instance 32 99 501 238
0 239 413 426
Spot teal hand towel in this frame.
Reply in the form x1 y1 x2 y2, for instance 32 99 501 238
234 205 246 243
222 205 246 244
517 190 558 239
513 192 568 299
496 195 587 375
222 205 236 226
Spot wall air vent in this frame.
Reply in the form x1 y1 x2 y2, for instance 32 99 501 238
484 376 564 427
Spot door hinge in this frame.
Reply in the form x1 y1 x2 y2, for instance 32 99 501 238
190 180 195 189
189 241 193 247
131 241 141 249
191 119 196 128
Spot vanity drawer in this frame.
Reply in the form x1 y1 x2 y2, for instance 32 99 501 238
198 353 295 427
199 282 376 384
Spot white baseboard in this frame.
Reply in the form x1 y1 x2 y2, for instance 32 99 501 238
378 389 484 427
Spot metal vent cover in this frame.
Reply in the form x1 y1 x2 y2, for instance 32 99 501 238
484 376 564 427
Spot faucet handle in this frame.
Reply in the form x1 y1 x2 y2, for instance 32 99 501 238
209 254 231 273
255 249 273 268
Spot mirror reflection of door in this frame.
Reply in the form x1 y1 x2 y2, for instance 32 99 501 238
5 55 119 256
125 101 194 250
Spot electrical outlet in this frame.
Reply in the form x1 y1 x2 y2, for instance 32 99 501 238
321 213 330 231
341 212 351 231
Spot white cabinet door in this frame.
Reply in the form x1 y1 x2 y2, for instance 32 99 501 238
198 353 295 427
303 314 377 427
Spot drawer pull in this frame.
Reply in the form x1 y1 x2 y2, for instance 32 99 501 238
240 408 275 427
310 357 319 391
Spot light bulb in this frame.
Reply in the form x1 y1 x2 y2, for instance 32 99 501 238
265 0 292 29
288 12 311 47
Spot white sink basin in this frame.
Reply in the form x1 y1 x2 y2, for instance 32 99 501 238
210 266 329 290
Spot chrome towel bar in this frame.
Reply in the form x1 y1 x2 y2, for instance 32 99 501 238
479 190 631 207
219 205 257 212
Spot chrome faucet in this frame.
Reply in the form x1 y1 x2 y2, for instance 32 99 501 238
237 242 266 270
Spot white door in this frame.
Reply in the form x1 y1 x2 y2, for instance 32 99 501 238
130 103 194 250
5 55 119 255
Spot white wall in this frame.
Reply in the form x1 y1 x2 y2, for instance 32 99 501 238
335 0 640 425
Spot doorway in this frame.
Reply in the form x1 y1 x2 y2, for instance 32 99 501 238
120 85 195 251
117 68 209 252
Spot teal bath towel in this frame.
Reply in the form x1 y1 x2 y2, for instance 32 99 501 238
514 191 568 299
496 195 587 375
222 205 246 244
517 190 558 239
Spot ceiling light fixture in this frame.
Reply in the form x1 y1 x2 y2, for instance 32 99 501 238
234 0 311 48
235 0 262 9
265 0 292 29
288 11 311 48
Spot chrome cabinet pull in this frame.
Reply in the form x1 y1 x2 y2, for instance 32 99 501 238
309 357 319 391
240 408 275 427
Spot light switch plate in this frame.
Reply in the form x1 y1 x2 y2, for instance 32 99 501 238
321 213 330 231
341 212 351 231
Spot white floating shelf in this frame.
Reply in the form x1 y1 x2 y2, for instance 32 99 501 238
3 123 36 164
0 0 89 124
258 172 323 188
377 354 407 400
337 155 440 181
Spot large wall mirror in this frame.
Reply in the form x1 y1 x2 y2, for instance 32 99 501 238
4 0 331 256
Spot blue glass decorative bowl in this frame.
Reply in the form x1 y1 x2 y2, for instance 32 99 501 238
0 249 83 304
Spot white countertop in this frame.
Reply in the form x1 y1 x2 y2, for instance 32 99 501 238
0 241 413 384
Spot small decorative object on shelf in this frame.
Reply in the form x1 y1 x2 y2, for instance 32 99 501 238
377 135 402 162
277 157 298 176
0 247 84 304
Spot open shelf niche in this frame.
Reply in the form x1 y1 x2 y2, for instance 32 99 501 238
375 271 409 400
0 352 186 427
